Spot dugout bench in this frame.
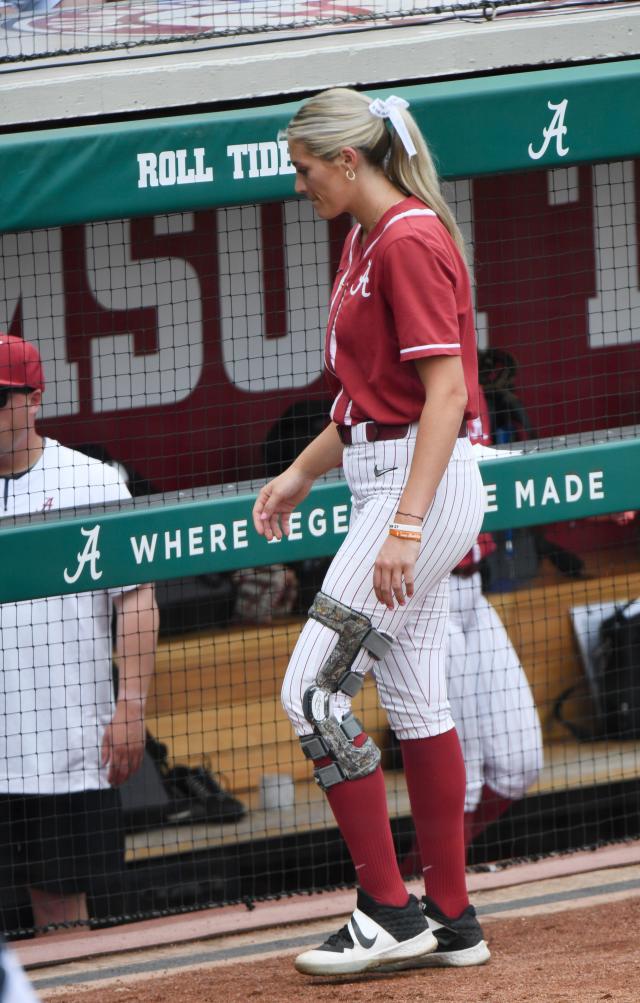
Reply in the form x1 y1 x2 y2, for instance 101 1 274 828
129 545 640 863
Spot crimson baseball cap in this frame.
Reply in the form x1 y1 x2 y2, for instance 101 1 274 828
0 334 45 392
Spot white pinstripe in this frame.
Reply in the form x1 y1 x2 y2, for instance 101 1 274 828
281 431 484 739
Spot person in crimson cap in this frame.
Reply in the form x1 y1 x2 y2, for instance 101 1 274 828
0 335 46 482
0 334 46 393
0 336 159 936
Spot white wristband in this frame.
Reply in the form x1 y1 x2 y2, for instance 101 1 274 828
389 522 423 534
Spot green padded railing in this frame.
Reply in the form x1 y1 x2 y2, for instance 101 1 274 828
2 439 638 602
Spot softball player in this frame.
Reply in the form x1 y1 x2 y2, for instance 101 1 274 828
253 88 489 975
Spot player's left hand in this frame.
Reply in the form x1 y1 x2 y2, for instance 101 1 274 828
101 698 146 787
373 536 421 610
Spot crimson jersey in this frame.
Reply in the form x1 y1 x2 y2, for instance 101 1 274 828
326 196 479 426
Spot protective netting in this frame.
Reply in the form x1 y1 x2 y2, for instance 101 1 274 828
0 160 639 936
2 163 638 486
0 0 630 63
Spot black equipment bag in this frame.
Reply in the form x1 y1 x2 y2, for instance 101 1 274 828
555 600 640 741
595 601 640 739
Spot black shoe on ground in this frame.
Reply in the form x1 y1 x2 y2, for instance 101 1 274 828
167 765 246 824
162 766 208 824
419 896 490 967
191 765 247 823
294 889 437 975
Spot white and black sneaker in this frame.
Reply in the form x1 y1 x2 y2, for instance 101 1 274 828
378 896 490 972
294 890 438 976
418 896 490 967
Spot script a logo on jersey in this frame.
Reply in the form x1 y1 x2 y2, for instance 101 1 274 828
350 258 372 299
63 525 103 584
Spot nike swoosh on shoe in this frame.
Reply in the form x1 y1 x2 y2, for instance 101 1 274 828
351 915 378 950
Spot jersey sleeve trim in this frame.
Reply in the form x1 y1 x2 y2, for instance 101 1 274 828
400 342 461 355
364 207 437 260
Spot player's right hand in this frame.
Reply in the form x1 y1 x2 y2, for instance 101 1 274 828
252 466 315 541
373 534 420 610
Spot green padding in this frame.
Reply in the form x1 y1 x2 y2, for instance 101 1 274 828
2 59 640 234
1 440 638 602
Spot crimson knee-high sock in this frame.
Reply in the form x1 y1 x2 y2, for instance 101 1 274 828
465 784 514 846
398 837 422 879
400 729 468 918
319 737 408 906
402 784 516 872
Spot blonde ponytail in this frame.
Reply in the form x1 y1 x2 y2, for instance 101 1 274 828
386 114 467 260
286 87 467 259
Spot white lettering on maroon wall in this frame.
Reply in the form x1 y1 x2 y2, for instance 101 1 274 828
217 199 328 392
84 214 204 411
0 166 638 489
588 161 640 348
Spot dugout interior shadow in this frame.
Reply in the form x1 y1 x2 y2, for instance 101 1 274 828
3 775 639 937
118 775 640 914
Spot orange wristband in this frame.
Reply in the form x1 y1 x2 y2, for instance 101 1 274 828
389 522 422 542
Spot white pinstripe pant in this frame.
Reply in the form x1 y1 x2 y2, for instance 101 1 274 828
448 572 544 810
281 428 485 740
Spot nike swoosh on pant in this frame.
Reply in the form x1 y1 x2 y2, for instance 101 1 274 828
373 465 397 477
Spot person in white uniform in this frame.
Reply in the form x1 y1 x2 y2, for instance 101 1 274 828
448 557 544 843
450 403 542 842
0 334 158 935
253 88 489 976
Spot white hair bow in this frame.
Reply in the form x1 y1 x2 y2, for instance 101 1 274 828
368 95 417 158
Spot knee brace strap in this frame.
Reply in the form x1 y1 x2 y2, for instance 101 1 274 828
308 592 394 693
300 713 380 790
299 593 392 789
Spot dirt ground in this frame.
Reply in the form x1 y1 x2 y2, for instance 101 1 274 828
45 897 640 1003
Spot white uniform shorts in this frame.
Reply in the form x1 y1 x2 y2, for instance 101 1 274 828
282 428 484 740
448 572 544 811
